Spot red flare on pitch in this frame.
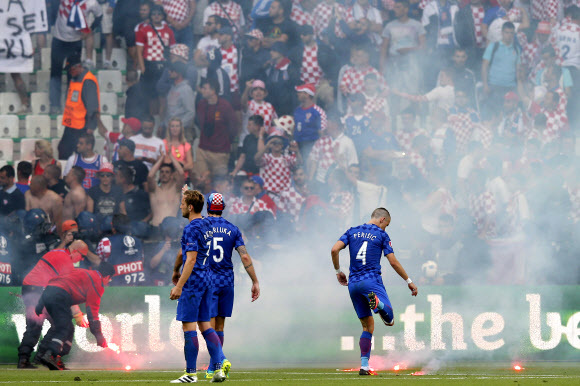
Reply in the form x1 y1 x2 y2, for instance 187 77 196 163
412 371 425 376
340 368 359 372
107 343 121 354
513 365 523 371
393 364 400 371
125 365 132 371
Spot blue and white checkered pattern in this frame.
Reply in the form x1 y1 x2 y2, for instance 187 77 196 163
181 218 213 293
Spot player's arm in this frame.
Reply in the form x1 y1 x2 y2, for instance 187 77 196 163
170 250 197 300
385 252 418 296
331 240 348 286
236 245 260 301
172 250 183 285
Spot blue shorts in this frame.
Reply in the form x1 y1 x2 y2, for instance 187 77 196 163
176 287 213 323
348 276 392 319
210 286 235 318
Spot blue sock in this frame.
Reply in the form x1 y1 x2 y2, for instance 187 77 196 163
202 328 225 371
216 331 224 347
184 331 198 374
360 331 372 369
379 305 394 323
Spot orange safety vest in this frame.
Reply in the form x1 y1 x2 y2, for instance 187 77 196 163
62 71 100 129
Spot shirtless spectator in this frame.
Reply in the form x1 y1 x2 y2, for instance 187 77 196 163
44 164 68 199
88 163 126 217
131 116 165 169
25 176 64 233
147 154 184 227
63 167 94 221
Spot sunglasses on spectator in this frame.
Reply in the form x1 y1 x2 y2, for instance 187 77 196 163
271 141 283 145
98 173 114 178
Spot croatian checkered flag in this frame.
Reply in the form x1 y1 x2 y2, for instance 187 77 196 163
67 0 88 31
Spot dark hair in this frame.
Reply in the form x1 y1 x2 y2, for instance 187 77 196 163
17 161 32 179
150 4 165 17
201 78 220 93
395 0 410 8
248 114 265 126
141 114 155 124
159 163 175 172
502 21 515 31
112 213 131 234
170 61 187 77
363 73 378 82
79 133 95 148
273 0 292 17
371 207 391 220
0 165 15 179
70 166 86 184
97 262 116 278
454 47 467 55
116 164 135 184
566 5 580 20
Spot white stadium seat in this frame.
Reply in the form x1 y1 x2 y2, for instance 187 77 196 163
35 70 50 92
0 93 22 114
4 73 30 92
100 92 118 115
19 138 38 161
25 115 51 138
41 47 51 71
30 92 50 114
109 48 127 71
0 139 14 162
0 115 19 138
98 70 123 93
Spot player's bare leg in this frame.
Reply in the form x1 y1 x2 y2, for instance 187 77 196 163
358 316 377 375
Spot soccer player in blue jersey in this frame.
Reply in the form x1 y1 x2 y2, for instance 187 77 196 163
331 207 418 376
169 189 228 383
204 192 260 379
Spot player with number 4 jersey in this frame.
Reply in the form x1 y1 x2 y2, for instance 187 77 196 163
205 192 260 379
331 208 418 376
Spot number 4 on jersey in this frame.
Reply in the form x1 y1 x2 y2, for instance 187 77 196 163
356 241 368 265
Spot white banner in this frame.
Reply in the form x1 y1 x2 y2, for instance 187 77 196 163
0 0 48 73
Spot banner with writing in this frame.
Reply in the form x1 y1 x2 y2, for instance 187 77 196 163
0 0 48 73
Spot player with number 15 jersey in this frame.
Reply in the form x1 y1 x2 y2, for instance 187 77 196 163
331 208 418 376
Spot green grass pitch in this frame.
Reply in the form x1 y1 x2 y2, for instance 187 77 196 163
1 363 579 385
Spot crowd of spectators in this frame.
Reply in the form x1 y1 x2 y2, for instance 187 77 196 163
1 0 579 287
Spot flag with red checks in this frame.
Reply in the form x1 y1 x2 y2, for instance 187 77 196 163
531 0 559 21
340 65 384 95
507 7 522 22
471 6 485 48
229 197 275 217
309 135 337 182
363 93 390 117
469 191 497 240
301 44 323 85
291 0 314 26
248 100 278 133
135 22 176 62
280 185 307 221
96 237 112 260
447 107 482 154
221 45 239 92
258 153 297 194
407 151 428 178
162 0 190 23
517 32 544 74
394 128 429 153
329 191 355 220
313 2 353 40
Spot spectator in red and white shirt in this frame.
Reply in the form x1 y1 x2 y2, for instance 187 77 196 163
280 167 310 223
289 24 337 87
135 5 176 114
313 0 354 41
161 0 196 48
518 21 552 76
241 79 278 135
229 178 276 219
218 26 241 108
291 0 315 26
203 0 245 37
339 45 384 96
394 107 430 153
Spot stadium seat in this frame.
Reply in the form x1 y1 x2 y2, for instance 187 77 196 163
56 115 65 138
0 160 7 169
30 92 50 114
4 73 30 92
95 137 106 155
41 47 51 71
98 70 123 93
0 115 19 138
25 115 51 138
0 93 22 114
100 115 114 133
0 139 14 162
109 48 127 71
35 70 50 92
19 138 38 161
100 92 118 115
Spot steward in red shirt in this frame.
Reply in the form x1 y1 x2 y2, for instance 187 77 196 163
36 262 115 371
17 240 88 369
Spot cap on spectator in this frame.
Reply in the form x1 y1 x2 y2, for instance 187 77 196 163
65 53 82 69
274 115 295 136
245 29 264 40
300 24 314 36
62 220 78 233
251 175 264 187
295 83 316 96
251 79 266 90
218 26 234 36
118 138 136 153
536 21 551 34
170 44 189 61
207 192 226 212
270 42 287 55
504 91 519 101
98 162 114 174
121 117 141 132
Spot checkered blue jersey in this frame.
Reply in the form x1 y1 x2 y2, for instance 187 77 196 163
181 217 213 292
339 223 394 283
207 216 244 288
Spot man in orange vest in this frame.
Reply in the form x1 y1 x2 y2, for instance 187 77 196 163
58 54 100 160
